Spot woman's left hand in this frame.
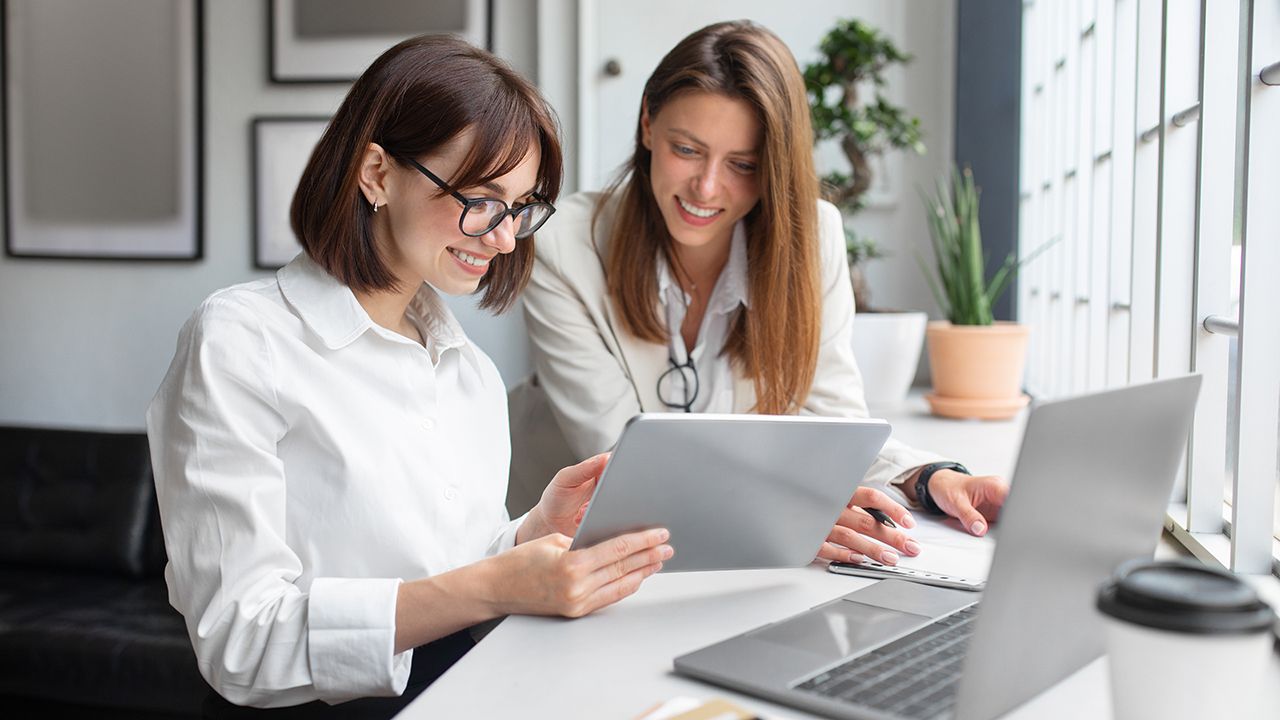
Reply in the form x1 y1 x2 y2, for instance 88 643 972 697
518 453 610 544
924 469 1009 537
817 487 922 566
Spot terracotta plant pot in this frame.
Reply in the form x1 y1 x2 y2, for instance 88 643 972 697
925 321 1030 420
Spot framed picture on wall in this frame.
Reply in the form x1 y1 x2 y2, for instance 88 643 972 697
269 0 491 83
252 116 328 270
2 0 203 260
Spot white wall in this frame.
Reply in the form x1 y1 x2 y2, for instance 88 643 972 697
0 0 537 431
847 3 956 319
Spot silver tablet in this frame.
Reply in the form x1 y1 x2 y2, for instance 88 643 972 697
570 413 892 571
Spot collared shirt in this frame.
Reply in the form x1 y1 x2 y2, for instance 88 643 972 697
146 253 521 708
656 221 750 413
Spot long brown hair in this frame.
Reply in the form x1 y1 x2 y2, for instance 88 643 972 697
600 20 821 414
291 34 562 313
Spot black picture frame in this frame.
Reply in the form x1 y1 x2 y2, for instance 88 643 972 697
268 0 493 84
2 0 204 261
251 116 329 270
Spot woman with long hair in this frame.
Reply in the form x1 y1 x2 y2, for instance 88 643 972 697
148 35 670 717
513 20 1007 566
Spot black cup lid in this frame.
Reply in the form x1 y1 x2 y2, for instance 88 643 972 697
1096 559 1274 635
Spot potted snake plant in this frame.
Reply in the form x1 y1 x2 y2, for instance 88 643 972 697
918 166 1050 419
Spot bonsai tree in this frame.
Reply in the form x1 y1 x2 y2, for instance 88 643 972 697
918 166 1051 325
804 19 925 214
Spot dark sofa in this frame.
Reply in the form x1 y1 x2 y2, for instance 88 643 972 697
0 426 209 717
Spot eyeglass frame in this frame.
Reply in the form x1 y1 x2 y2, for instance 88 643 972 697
657 354 700 413
399 156 556 240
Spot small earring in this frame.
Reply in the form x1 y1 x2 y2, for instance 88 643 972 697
371 198 380 213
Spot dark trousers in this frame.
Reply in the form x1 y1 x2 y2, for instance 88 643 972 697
201 629 475 719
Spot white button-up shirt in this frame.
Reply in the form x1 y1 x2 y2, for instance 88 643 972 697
656 221 749 413
146 253 521 708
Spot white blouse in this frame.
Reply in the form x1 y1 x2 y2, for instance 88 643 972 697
146 253 521 708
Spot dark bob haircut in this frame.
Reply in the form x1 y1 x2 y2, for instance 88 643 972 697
290 34 562 313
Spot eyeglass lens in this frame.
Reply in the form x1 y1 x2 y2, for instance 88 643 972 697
657 360 698 411
461 200 553 239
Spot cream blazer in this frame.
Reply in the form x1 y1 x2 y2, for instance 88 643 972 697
507 191 947 516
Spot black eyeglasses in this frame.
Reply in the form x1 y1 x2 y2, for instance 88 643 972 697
402 157 555 240
657 354 699 413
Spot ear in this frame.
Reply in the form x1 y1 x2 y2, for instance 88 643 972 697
356 142 394 208
640 99 653 151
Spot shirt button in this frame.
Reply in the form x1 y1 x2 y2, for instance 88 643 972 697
420 418 435 431
444 488 458 501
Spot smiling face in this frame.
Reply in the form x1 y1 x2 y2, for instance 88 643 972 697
377 130 541 297
641 90 763 255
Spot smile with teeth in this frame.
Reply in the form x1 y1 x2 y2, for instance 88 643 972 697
448 248 490 267
677 196 722 219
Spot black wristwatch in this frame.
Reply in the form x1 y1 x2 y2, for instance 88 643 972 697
914 462 970 515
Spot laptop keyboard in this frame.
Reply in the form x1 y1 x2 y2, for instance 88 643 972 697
792 604 979 720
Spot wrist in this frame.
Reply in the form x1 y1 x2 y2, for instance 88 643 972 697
913 462 970 515
517 507 551 545
395 563 504 652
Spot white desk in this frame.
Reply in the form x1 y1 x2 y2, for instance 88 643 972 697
398 397 1280 719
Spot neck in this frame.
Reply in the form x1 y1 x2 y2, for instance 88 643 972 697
670 229 733 292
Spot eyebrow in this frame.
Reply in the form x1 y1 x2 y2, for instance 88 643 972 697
479 180 538 199
668 128 758 158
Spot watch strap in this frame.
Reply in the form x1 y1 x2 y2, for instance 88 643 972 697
914 462 971 515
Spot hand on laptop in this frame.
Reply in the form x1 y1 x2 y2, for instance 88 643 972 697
920 469 1009 537
818 487 922 566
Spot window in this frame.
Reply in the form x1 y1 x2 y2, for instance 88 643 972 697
1020 0 1280 575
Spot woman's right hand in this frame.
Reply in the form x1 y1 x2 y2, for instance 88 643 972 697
490 528 672 618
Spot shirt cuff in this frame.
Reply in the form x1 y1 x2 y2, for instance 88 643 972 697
308 577 412 704
488 513 527 556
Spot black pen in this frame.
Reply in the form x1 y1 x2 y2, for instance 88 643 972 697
864 507 897 528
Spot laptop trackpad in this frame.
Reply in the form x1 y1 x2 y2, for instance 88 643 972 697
749 600 930 662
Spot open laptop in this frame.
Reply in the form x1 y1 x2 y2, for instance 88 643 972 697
673 375 1202 720
572 414 891 571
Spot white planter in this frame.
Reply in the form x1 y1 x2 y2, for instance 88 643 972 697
851 311 928 408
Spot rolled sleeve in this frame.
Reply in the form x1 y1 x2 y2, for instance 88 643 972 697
308 577 412 703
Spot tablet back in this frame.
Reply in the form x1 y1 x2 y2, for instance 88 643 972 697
570 414 892 571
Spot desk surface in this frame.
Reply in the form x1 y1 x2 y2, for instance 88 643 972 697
398 397 1280 719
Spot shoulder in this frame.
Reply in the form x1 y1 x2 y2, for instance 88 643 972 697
814 199 846 265
815 199 843 240
533 190 609 274
181 278 292 352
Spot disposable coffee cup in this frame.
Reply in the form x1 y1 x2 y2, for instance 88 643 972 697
1096 559 1274 719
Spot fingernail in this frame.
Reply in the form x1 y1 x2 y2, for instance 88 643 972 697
658 529 670 542
901 513 916 529
971 521 987 536
652 562 663 574
881 550 899 565
848 552 866 563
904 540 922 556
660 545 674 560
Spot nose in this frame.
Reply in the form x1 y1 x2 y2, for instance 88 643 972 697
481 213 517 255
693 161 719 200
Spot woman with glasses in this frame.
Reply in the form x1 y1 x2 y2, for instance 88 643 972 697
513 20 1009 569
147 35 670 717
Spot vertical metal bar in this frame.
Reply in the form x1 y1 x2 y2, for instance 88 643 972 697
1230 0 1280 574
1187 0 1240 534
